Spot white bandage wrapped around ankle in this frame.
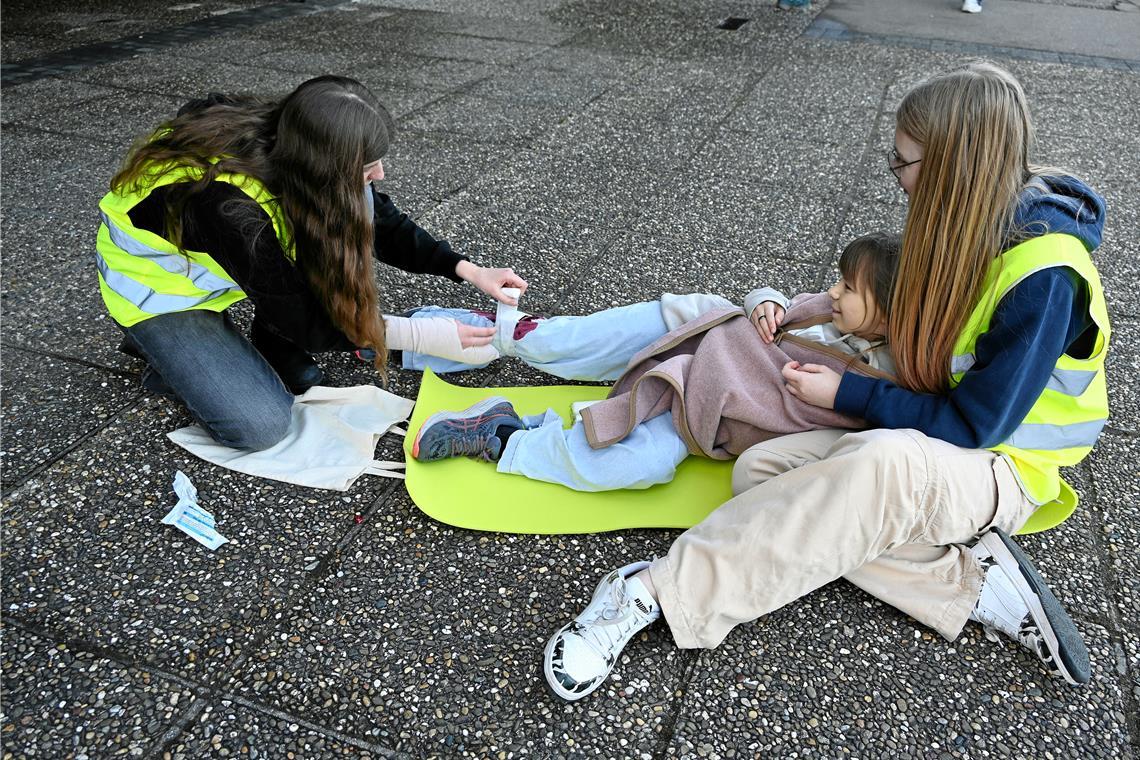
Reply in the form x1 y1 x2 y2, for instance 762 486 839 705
382 315 499 364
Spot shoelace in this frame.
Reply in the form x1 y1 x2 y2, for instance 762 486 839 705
442 433 497 461
577 582 642 664
971 561 1027 639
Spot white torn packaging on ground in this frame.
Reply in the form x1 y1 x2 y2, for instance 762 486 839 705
161 470 229 551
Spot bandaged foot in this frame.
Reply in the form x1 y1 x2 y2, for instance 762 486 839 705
383 315 501 365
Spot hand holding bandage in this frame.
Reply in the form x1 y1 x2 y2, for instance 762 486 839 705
383 315 500 365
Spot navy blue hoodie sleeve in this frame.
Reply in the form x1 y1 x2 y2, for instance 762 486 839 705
834 268 1092 448
834 174 1104 448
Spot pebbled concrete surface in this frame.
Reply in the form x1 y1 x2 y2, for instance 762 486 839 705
2 0 1138 757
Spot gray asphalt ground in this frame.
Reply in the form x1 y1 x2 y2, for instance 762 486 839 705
2 0 1139 757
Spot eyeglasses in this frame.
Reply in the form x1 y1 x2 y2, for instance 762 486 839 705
886 147 921 178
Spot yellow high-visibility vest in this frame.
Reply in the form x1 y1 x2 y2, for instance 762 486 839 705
950 234 1111 533
95 163 292 327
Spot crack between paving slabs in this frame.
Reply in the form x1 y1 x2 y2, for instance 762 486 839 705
0 388 145 498
648 648 702 759
1 604 406 759
1078 456 1140 749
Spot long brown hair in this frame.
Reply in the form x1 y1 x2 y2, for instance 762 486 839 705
890 61 1035 394
110 76 395 379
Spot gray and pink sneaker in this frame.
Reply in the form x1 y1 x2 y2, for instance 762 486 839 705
411 396 525 462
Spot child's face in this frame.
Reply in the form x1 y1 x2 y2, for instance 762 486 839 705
827 275 886 338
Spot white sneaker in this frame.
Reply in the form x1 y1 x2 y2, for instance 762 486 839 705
968 529 1090 684
543 561 661 701
961 0 983 13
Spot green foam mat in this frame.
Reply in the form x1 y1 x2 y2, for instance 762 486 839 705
404 369 734 534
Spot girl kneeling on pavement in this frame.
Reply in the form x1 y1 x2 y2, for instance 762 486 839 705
543 60 1110 700
97 75 525 450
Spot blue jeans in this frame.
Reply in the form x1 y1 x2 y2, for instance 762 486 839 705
123 310 293 450
497 412 690 491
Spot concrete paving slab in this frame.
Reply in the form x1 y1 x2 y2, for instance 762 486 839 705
358 0 566 17
469 150 675 228
727 94 882 145
68 53 306 103
533 46 645 80
835 199 911 255
0 77 122 125
399 93 567 146
18 87 186 143
0 347 139 491
630 175 845 263
539 114 716 172
412 200 617 314
379 128 519 213
1 35 63 64
219 489 687 756
1104 320 1140 435
820 0 1140 63
695 131 857 185
0 625 198 758
553 231 826 316
164 699 384 758
0 126 120 215
465 66 611 109
1019 472 1118 624
1094 188 1140 320
1 400 395 680
383 7 576 45
164 33 298 68
1086 432 1140 751
0 205 132 369
558 26 706 60
672 604 1130 757
399 32 552 66
1088 432 1140 628
0 0 276 62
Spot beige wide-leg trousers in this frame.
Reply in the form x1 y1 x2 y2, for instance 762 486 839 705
649 428 1038 649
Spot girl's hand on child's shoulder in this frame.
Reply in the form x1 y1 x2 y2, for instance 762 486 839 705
750 302 785 344
781 361 841 409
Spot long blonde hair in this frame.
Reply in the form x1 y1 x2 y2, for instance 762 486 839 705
890 61 1035 394
111 76 395 381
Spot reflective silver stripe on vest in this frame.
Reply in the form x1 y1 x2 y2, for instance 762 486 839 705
100 212 240 295
1046 367 1097 397
951 356 1097 398
97 214 242 314
95 249 238 314
1005 418 1106 450
951 353 975 374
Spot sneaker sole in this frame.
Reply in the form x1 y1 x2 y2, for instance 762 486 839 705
411 395 511 460
981 528 1090 684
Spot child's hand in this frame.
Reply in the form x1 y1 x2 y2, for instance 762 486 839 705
781 361 841 409
456 321 496 348
750 301 786 343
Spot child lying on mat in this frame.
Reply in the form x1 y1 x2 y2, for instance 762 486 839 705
411 232 900 492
